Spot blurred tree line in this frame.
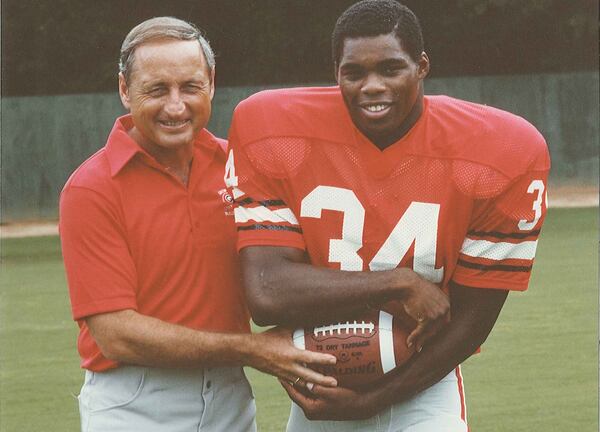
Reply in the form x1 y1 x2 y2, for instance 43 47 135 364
2 0 597 96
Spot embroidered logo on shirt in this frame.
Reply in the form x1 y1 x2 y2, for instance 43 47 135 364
218 188 235 216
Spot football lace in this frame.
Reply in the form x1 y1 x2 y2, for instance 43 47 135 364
313 320 375 336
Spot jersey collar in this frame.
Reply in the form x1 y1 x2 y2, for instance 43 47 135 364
354 97 430 179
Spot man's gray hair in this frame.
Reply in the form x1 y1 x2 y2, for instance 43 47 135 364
119 16 215 83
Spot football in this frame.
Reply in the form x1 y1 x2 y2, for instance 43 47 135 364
292 308 416 388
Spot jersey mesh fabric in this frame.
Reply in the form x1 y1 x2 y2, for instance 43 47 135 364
227 87 550 293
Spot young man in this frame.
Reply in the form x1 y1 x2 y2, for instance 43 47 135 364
59 17 336 432
225 1 550 431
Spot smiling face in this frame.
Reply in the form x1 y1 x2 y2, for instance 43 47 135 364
336 32 429 148
118 38 214 160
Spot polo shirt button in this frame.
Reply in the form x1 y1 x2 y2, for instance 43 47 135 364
206 380 212 389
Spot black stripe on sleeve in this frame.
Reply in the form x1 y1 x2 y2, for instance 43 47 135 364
258 199 286 207
236 197 254 205
457 259 532 273
238 224 303 234
467 230 540 240
236 197 287 207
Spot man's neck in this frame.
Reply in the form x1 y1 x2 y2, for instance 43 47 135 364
129 127 194 184
371 93 424 151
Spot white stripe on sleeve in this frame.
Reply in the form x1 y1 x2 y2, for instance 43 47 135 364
234 205 299 225
461 238 538 260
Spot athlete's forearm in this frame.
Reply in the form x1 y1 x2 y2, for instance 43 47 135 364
371 284 508 405
240 246 424 327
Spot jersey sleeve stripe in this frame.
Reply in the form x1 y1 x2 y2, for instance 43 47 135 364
237 197 287 207
460 238 538 260
237 224 303 234
467 229 540 240
234 205 299 224
457 259 532 273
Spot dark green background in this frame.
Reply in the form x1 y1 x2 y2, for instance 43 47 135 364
3 0 597 96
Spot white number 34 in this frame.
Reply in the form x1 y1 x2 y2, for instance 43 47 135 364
300 186 444 282
299 180 546 281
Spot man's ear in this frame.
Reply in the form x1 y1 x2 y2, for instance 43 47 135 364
118 72 131 110
418 52 430 79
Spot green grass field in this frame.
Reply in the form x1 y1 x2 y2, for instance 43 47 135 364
0 207 597 431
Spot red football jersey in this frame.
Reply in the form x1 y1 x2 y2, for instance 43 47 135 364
226 87 550 292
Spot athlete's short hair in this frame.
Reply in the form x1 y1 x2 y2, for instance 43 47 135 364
332 0 424 66
119 16 215 83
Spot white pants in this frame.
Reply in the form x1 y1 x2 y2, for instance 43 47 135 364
287 367 468 432
78 365 256 432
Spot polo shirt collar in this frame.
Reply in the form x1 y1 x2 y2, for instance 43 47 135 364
105 114 223 177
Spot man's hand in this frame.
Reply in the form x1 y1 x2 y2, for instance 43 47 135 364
393 269 450 352
246 327 338 387
280 381 379 421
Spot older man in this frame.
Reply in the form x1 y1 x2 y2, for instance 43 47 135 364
60 17 335 432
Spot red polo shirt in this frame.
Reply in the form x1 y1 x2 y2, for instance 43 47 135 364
60 115 250 371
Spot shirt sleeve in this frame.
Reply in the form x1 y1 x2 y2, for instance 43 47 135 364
59 185 138 320
451 168 549 291
225 123 306 252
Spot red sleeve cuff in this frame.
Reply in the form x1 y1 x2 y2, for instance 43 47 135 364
72 295 137 321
